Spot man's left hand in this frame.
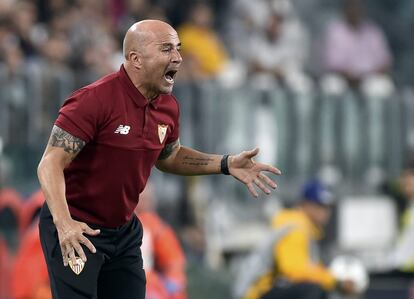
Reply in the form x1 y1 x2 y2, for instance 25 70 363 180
229 148 281 197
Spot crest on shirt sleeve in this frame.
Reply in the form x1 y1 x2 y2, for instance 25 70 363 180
158 124 168 144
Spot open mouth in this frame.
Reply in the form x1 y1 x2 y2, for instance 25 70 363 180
164 70 177 84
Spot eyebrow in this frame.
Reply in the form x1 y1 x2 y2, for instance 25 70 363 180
160 42 181 48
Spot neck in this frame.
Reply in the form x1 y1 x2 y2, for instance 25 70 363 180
123 62 159 101
346 18 362 30
299 205 319 227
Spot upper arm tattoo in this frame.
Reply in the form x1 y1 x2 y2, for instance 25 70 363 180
49 125 86 157
158 139 180 160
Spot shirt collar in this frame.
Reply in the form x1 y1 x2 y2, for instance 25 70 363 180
118 64 162 109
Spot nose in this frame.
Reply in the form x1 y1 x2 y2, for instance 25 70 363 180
172 49 182 64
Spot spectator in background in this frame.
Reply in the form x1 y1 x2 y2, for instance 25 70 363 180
231 0 294 35
323 0 392 88
0 11 31 146
0 44 29 145
178 2 228 81
0 187 22 299
67 0 117 68
245 8 310 93
19 189 45 235
38 0 70 23
136 183 187 299
242 180 356 299
368 158 414 284
79 34 123 84
0 237 12 299
230 0 310 93
117 0 152 36
0 187 22 253
10 190 50 299
1 3 40 145
11 1 45 59
33 32 75 142
386 159 414 273
0 15 14 56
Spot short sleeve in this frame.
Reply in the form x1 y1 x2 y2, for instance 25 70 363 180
54 88 100 142
165 96 180 144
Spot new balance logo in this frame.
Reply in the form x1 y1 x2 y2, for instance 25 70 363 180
114 125 131 135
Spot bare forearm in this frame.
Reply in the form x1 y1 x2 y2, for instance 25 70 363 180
37 125 86 224
37 157 72 224
157 143 281 197
156 146 222 175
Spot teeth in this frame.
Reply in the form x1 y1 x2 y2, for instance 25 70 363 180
165 75 174 84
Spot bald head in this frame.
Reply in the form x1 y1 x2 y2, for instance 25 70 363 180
123 20 177 59
122 19 182 100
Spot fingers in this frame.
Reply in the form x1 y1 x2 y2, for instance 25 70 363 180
244 147 259 159
82 223 100 236
61 243 69 266
241 147 281 175
59 222 99 266
259 173 277 189
61 238 95 266
66 243 77 267
254 178 271 195
72 241 87 263
246 182 259 198
258 163 282 175
60 242 77 266
245 173 278 198
79 235 97 254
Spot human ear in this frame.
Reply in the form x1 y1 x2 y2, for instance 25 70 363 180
129 51 142 69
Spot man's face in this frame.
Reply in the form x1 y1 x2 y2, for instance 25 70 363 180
140 29 182 96
303 201 332 227
266 14 283 42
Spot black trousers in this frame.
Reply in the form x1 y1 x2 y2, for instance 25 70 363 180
39 203 146 299
261 282 328 299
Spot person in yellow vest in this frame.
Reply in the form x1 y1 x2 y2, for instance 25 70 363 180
177 2 228 80
244 180 356 299
367 159 414 286
387 160 414 272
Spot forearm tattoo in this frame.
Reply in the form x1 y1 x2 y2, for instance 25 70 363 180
49 125 86 155
181 156 214 166
158 139 180 160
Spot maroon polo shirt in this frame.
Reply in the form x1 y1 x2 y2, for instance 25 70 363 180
54 65 179 228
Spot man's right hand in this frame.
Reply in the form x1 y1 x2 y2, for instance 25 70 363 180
55 218 100 266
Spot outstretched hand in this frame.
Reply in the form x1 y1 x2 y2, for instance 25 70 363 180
229 148 281 197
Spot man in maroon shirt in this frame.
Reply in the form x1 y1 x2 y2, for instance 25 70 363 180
37 20 281 299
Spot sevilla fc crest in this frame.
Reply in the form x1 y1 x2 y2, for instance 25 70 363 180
158 124 168 144
69 257 85 275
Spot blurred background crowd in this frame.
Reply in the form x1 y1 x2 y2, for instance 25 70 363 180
1 0 414 298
